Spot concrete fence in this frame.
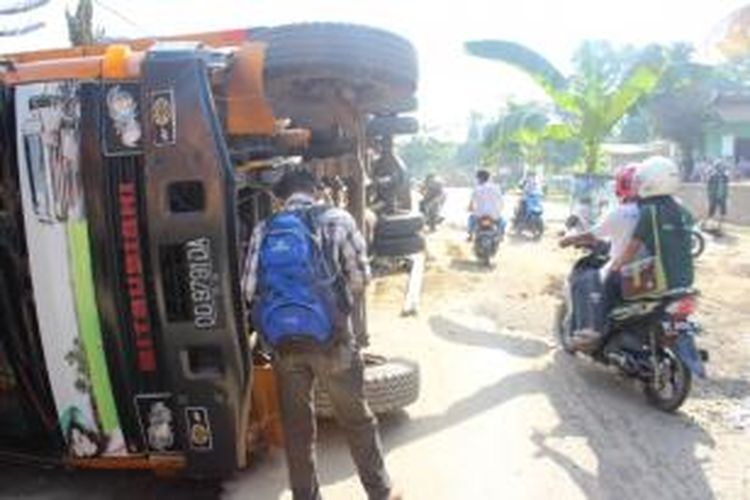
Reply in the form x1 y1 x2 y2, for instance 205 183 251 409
678 183 750 226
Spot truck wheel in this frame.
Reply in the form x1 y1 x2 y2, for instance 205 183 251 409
255 23 418 113
373 234 425 257
375 213 424 238
315 355 420 418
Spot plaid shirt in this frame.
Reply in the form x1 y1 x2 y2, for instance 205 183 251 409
241 193 371 307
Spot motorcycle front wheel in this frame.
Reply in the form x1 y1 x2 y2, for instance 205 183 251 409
554 303 576 354
643 348 692 413
530 217 544 240
691 230 705 258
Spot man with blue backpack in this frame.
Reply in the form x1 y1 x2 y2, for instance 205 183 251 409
242 169 398 500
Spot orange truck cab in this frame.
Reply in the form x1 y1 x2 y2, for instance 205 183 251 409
0 23 420 478
0 31 291 477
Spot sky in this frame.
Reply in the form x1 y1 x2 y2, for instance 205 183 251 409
0 0 747 139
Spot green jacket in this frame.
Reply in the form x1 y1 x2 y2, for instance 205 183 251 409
707 171 729 201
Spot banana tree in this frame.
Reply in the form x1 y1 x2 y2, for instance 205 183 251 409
466 40 666 173
483 102 574 171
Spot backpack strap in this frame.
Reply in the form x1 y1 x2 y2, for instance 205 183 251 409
297 205 352 314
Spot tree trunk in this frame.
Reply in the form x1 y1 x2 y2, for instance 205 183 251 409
584 140 600 174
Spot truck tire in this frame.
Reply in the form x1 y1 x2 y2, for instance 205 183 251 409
315 355 420 418
375 213 424 238
373 234 425 257
367 116 419 137
254 23 418 113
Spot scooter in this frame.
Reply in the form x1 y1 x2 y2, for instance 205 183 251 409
473 215 502 266
513 191 544 240
420 192 446 232
556 242 708 412
691 226 706 259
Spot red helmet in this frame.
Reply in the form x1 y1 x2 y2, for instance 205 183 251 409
615 163 640 202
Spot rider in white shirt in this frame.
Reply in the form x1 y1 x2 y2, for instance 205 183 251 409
468 169 505 241
558 164 641 347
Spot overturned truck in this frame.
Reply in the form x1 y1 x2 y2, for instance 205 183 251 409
0 24 419 477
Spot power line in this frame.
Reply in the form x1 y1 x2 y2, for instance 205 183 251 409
0 20 44 36
0 0 50 16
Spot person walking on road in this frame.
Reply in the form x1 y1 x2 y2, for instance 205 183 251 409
706 160 730 233
242 169 399 500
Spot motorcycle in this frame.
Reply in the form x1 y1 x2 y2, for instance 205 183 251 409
691 226 706 259
473 215 502 266
420 192 446 232
556 242 708 412
513 191 545 240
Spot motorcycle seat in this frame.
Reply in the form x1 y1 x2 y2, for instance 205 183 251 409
608 288 698 322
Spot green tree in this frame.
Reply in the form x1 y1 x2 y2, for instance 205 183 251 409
645 44 716 179
482 100 580 171
66 0 104 46
465 40 666 173
397 135 459 179
455 111 483 168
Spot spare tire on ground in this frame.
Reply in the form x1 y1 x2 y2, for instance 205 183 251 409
254 23 418 113
315 355 420 418
373 234 425 257
375 213 424 238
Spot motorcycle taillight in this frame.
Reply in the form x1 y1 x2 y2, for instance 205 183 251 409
666 296 697 318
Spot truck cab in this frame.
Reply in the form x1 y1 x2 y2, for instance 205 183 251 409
0 24 418 477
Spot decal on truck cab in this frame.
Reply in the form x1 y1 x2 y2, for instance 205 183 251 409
119 182 157 373
150 89 176 146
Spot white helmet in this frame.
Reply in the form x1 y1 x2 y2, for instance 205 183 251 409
636 156 680 198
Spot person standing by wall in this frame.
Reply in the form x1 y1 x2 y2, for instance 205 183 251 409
706 160 730 233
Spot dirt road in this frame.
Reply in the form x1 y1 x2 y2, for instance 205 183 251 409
221 196 750 500
2 198 749 499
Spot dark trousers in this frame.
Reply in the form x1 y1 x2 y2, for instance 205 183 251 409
571 268 604 334
273 345 392 500
708 196 727 217
572 269 622 335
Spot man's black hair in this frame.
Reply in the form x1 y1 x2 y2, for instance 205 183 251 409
273 168 318 200
476 169 490 183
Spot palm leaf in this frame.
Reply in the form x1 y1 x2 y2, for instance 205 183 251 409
603 59 665 132
465 40 581 115
542 123 575 141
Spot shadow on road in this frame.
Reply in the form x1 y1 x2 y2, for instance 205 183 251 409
0 465 223 500
696 375 750 400
430 315 551 357
375 311 717 499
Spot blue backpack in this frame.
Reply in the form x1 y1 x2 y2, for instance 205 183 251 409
253 208 339 348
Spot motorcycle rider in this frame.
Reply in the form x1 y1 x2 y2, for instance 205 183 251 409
515 170 543 223
419 173 446 220
467 169 505 241
559 163 641 348
615 156 695 295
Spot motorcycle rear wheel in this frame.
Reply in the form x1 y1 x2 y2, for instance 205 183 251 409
643 348 692 413
691 230 705 258
530 217 544 240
